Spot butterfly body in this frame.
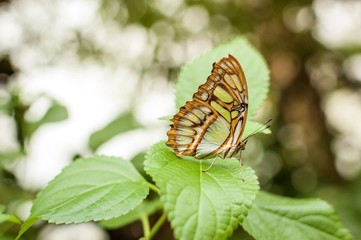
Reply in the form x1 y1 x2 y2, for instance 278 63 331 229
167 54 248 160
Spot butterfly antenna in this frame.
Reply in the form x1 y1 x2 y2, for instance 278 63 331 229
243 119 272 141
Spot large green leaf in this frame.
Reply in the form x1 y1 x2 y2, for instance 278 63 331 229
144 141 259 240
30 156 149 224
242 191 354 240
16 156 150 239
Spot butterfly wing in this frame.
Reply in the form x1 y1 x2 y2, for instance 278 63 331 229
166 54 248 159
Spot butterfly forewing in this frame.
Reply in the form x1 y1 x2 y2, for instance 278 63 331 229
166 54 248 159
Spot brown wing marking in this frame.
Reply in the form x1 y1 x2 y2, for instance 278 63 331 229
166 54 248 159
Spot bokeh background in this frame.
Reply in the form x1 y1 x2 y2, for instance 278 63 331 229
1 0 361 239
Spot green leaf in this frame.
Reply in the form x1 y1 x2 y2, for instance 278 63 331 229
15 216 39 240
0 205 21 225
100 199 162 229
159 115 172 124
26 101 68 138
0 90 12 115
30 156 149 224
174 37 270 139
242 191 354 240
0 214 21 225
89 112 141 151
0 97 10 114
0 151 23 162
144 141 259 240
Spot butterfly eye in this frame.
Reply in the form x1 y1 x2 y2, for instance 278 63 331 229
239 140 247 150
233 102 247 113
239 103 247 112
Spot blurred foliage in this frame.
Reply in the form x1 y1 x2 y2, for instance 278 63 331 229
26 101 68 140
0 91 68 155
1 0 361 239
89 111 141 151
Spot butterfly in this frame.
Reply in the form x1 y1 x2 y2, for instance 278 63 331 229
166 54 249 169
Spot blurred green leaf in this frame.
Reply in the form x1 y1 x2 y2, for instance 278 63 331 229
0 97 10 114
2 235 19 240
100 199 162 229
242 191 354 240
0 152 23 163
26 101 68 138
158 115 172 124
131 152 146 174
0 214 21 225
0 205 21 225
144 141 259 240
29 156 149 224
89 112 141 151
131 152 155 187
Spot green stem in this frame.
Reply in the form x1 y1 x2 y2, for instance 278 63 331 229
148 212 167 240
140 213 150 239
146 182 161 195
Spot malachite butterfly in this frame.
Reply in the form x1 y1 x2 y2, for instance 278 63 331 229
166 54 249 161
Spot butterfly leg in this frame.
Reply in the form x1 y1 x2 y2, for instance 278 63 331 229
239 150 243 169
202 156 218 172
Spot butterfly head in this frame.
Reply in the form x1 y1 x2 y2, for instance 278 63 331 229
239 139 247 150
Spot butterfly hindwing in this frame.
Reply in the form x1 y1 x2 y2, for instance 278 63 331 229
166 54 248 159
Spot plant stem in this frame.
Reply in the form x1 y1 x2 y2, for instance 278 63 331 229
140 213 150 239
146 182 161 195
148 212 167 240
